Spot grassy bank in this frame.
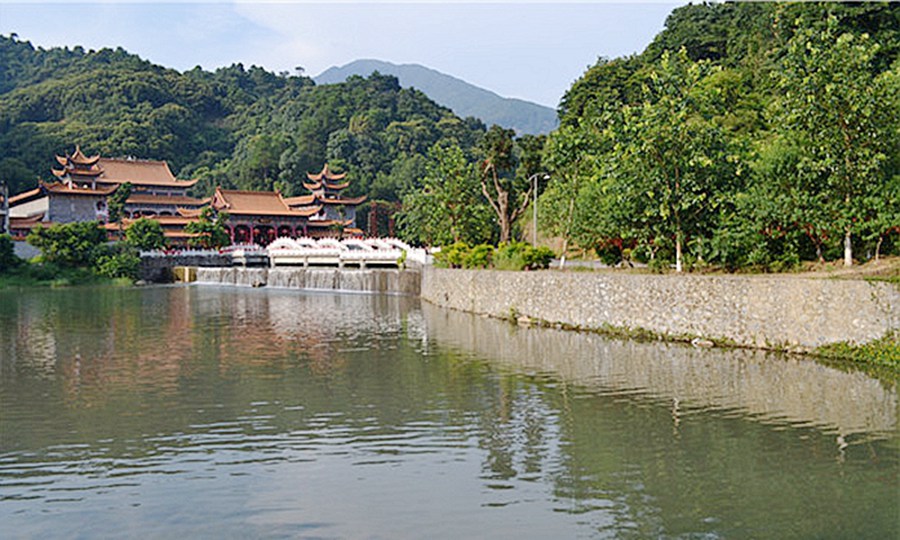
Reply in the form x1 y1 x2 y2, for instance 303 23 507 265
814 331 900 371
0 264 132 289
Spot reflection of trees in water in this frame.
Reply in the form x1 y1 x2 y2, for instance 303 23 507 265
421 303 900 537
421 303 897 439
1 287 897 538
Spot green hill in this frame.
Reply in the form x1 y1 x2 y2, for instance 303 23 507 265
315 59 558 135
0 36 486 203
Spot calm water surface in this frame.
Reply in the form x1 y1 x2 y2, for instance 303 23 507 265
0 285 897 539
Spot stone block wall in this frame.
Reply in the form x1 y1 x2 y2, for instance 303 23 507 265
421 268 899 351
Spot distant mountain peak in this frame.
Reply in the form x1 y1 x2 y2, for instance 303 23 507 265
315 59 558 135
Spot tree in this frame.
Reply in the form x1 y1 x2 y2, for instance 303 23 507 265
539 123 604 265
27 221 106 267
397 143 494 246
184 207 230 249
777 17 897 266
478 126 532 243
125 217 166 250
0 233 20 272
607 49 740 272
107 182 132 225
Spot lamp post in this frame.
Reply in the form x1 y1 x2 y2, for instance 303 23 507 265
529 173 550 246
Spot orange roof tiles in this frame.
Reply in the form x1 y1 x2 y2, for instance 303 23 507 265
321 195 367 205
306 163 347 182
8 187 43 205
126 194 208 206
43 182 118 196
66 145 101 166
98 158 198 188
284 194 316 206
212 188 321 217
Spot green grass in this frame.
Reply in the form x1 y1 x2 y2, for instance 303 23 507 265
0 264 122 289
814 331 900 371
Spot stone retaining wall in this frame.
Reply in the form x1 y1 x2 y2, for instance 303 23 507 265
421 268 900 351
195 267 421 296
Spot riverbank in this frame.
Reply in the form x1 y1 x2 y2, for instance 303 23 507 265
420 267 900 367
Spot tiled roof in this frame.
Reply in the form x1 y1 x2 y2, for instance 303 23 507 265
213 188 321 217
97 158 198 188
306 163 347 182
8 187 43 205
65 145 101 166
43 182 118 196
284 194 316 206
321 195 367 205
126 194 208 206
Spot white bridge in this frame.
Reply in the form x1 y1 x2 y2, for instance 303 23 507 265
265 237 427 268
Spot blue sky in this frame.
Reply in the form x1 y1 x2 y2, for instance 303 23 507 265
0 2 683 108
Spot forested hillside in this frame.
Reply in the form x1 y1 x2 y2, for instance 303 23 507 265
315 59 559 135
0 36 486 206
2 2 898 270
537 2 900 270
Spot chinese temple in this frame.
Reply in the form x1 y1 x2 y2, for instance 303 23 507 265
7 146 206 238
5 147 367 246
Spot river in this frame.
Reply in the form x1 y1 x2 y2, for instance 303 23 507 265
0 285 897 538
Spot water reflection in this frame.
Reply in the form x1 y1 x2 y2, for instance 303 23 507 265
421 303 897 441
0 286 896 539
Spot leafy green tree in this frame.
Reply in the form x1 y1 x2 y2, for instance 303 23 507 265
776 18 897 266
125 217 166 250
27 221 107 268
398 143 495 246
607 49 741 271
185 207 231 249
478 126 533 243
107 182 132 225
0 233 20 272
95 245 140 280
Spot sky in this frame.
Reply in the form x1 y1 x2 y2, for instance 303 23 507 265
0 2 684 109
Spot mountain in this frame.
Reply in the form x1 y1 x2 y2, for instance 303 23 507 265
315 59 558 135
0 36 487 205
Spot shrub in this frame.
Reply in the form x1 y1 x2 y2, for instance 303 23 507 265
27 221 106 268
94 245 140 281
0 234 20 272
464 244 494 268
125 218 166 250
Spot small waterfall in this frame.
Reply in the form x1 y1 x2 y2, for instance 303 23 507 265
193 267 420 295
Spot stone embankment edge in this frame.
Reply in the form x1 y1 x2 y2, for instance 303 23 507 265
420 267 899 353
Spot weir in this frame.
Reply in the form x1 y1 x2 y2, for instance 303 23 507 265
192 266 421 295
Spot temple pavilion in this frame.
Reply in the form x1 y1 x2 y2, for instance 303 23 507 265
6 147 367 245
7 146 206 238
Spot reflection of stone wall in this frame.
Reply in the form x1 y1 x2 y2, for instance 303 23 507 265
422 268 899 350
421 303 898 438
195 267 421 295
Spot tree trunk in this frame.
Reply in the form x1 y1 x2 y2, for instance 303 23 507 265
675 235 683 273
875 235 883 262
843 228 853 267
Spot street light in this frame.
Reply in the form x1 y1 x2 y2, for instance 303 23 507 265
530 173 550 246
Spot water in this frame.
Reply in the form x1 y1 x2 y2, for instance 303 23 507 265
0 285 897 539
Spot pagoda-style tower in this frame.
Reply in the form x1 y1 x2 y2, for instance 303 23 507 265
288 164 366 230
52 145 103 189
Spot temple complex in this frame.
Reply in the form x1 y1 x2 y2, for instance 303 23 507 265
5 147 367 246
7 146 205 238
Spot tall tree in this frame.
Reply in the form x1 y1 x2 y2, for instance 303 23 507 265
478 126 531 243
610 49 740 272
397 143 494 246
776 17 897 266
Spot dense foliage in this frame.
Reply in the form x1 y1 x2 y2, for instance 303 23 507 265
544 2 900 270
0 36 486 230
124 218 166 250
433 241 554 271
